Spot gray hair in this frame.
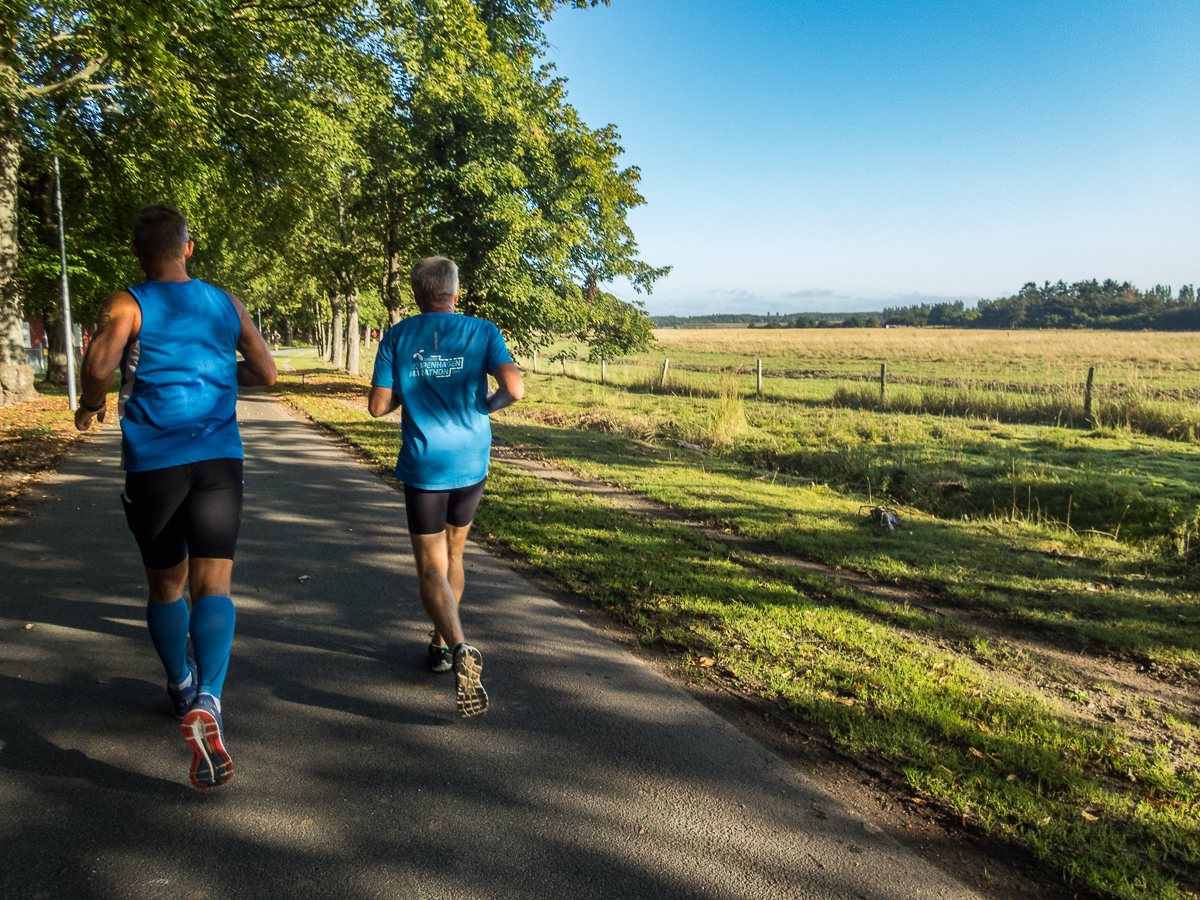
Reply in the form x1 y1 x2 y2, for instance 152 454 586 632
132 205 190 262
410 256 459 305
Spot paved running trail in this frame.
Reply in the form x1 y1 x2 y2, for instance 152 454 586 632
0 389 984 900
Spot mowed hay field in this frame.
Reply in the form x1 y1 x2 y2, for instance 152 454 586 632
648 328 1200 386
527 328 1200 391
522 328 1200 440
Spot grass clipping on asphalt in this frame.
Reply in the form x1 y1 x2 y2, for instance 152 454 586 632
274 362 1199 900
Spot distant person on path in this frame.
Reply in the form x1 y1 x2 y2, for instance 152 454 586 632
368 256 524 717
74 205 277 788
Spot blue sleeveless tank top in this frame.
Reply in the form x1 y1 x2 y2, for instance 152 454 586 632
118 279 243 472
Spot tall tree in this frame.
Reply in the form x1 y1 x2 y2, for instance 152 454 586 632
1 1 382 403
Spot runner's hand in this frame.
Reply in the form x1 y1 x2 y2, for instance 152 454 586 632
74 403 105 431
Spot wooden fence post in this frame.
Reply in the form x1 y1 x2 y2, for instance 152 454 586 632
601 359 607 383
880 363 887 401
660 358 670 387
1084 366 1095 424
757 358 763 397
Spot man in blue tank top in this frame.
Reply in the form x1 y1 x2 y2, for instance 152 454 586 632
369 257 524 717
74 205 277 788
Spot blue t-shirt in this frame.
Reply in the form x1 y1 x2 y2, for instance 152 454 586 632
371 312 513 489
119 279 243 472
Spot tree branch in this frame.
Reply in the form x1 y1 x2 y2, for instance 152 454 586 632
16 56 110 100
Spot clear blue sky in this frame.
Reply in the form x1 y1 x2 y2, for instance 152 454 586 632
543 0 1200 316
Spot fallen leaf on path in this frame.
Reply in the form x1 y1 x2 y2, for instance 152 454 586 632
297 575 310 582
1081 810 1099 822
969 747 984 758
697 657 715 668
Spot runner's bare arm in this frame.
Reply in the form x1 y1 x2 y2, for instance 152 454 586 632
368 385 400 417
227 292 278 387
486 362 525 413
75 291 140 431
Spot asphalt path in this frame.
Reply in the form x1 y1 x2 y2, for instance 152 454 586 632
0 389 985 900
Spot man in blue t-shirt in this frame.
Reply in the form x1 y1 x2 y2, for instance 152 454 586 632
75 205 277 787
369 256 524 717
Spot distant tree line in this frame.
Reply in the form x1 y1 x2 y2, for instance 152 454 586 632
650 312 874 328
882 281 1198 330
651 280 1199 333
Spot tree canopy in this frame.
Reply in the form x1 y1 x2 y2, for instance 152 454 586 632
0 0 664 403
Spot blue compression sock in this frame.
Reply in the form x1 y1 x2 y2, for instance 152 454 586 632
190 595 236 699
146 597 190 685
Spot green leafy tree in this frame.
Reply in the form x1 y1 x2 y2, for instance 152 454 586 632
2 1 388 401
405 9 666 353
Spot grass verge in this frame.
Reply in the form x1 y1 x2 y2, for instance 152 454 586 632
0 383 93 514
274 356 1199 900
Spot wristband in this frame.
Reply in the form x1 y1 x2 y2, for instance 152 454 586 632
79 397 105 413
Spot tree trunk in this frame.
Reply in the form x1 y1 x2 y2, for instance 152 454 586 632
0 120 36 407
346 290 359 375
383 219 406 326
282 321 293 347
41 306 69 386
330 290 345 369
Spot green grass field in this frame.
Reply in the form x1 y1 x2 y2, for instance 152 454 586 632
275 335 1200 900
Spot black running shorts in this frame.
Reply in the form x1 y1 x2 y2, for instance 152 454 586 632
403 478 487 535
121 458 244 569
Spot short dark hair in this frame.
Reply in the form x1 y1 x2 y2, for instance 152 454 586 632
132 205 190 262
410 257 459 305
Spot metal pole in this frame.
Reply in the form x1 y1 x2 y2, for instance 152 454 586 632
53 155 77 409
